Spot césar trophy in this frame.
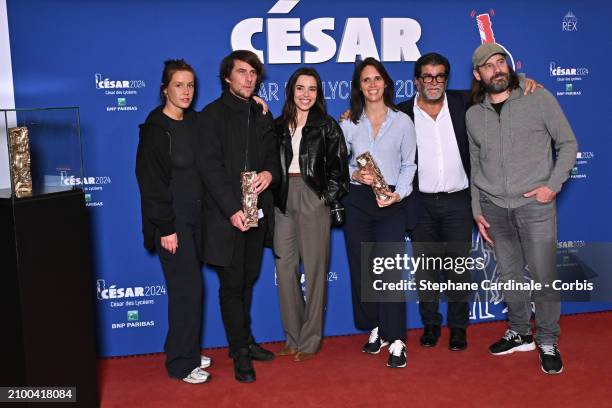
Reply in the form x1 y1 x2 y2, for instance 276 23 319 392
355 151 391 201
8 126 33 198
241 170 258 228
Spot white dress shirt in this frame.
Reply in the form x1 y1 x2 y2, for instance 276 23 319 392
413 93 468 193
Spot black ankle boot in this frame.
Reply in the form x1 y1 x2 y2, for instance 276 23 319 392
420 324 441 347
233 348 256 383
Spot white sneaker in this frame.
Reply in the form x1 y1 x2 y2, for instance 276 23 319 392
362 327 389 354
387 340 407 368
182 367 210 384
201 355 212 368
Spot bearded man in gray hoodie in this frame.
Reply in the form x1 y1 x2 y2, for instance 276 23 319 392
466 43 577 375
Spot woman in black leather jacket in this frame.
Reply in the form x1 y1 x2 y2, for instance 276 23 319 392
273 67 349 362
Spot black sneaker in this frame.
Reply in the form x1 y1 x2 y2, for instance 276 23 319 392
249 343 275 361
362 327 389 354
538 344 564 374
387 340 407 368
489 329 536 355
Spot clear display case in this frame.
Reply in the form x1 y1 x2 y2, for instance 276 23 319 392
0 107 83 198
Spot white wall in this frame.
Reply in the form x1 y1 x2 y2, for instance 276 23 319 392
0 0 15 189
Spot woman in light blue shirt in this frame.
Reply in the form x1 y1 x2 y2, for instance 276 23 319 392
340 57 417 369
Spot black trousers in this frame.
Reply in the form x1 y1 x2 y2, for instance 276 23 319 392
411 189 472 328
156 199 203 379
342 185 407 342
213 217 267 352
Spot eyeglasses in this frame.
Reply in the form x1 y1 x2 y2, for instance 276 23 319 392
419 74 447 83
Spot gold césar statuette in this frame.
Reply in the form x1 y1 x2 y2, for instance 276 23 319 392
355 151 391 201
8 126 33 198
241 170 258 228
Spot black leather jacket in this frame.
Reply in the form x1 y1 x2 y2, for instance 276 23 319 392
274 108 349 213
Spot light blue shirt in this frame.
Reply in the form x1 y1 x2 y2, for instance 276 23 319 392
341 108 417 199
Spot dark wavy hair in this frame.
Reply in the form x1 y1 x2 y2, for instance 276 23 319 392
160 59 196 104
470 61 520 104
219 50 264 92
281 67 327 130
349 57 396 123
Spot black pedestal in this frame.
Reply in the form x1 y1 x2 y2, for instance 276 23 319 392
1 189 99 407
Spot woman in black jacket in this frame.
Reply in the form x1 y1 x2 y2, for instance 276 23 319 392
135 59 211 384
273 67 349 362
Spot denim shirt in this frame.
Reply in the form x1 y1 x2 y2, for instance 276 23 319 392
341 108 417 199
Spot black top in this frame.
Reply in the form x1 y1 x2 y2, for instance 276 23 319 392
196 91 280 266
491 100 505 115
167 116 202 201
135 106 199 249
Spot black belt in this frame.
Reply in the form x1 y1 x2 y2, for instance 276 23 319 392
420 188 469 199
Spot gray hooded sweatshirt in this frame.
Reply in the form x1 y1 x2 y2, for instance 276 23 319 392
466 82 578 218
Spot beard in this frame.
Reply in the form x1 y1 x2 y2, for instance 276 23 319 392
482 72 510 93
421 86 445 103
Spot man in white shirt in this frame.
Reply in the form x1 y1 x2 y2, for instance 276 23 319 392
397 53 473 351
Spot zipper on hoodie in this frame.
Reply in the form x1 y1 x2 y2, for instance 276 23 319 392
244 102 251 171
496 105 510 208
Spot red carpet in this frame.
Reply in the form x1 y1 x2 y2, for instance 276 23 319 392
98 312 612 408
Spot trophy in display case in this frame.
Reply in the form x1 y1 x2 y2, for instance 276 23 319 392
8 126 33 197
1 107 83 199
1 106 98 406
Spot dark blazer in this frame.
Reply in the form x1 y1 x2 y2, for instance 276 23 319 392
196 91 280 267
396 90 472 186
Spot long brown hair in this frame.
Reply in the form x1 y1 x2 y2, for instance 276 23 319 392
349 57 397 124
281 67 327 130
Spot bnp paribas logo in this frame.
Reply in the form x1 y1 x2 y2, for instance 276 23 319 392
562 11 577 32
127 310 139 321
117 98 127 107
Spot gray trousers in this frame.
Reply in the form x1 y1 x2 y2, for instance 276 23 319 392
481 197 561 345
274 177 331 353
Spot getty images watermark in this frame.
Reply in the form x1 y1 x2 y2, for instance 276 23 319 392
359 242 600 303
371 253 593 292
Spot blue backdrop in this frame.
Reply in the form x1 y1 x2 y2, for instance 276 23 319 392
6 0 612 357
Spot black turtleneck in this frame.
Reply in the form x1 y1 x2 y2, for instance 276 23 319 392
222 91 259 172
